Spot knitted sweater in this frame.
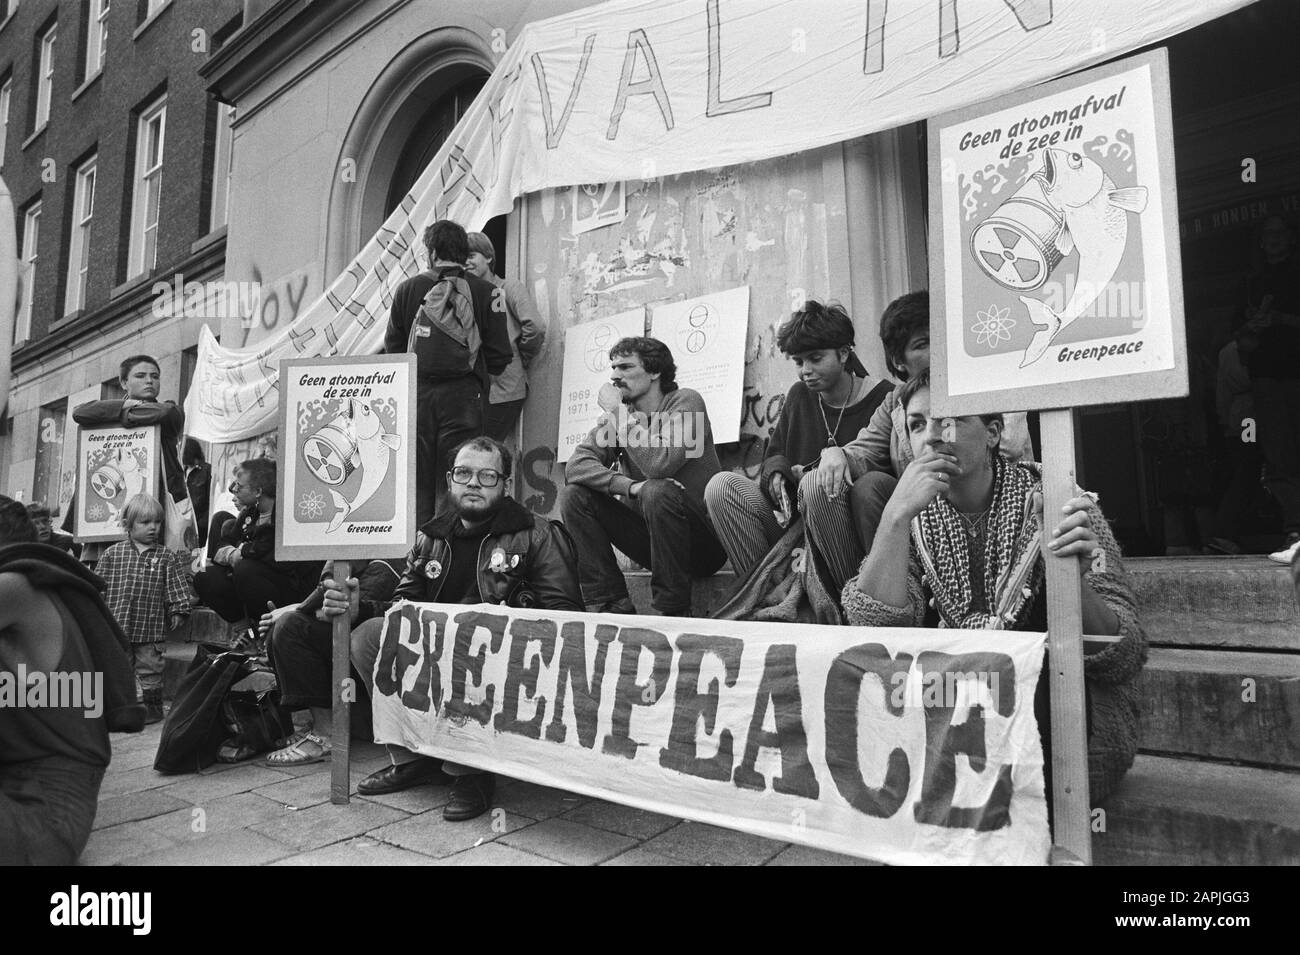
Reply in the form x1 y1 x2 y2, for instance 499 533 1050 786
841 481 1147 802
564 387 721 506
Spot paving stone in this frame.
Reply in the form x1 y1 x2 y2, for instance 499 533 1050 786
252 772 337 810
270 837 436 866
639 821 787 866
440 842 562 866
107 746 164 773
497 817 638 865
79 820 177 865
601 847 693 866
764 844 882 866
248 798 409 851
156 765 290 802
97 764 176 798
368 809 530 859
93 790 193 830
562 800 679 840
147 793 296 843
123 829 294 866
493 779 587 820
356 783 451 814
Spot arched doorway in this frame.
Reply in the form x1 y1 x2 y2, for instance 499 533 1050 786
323 29 498 280
382 74 508 272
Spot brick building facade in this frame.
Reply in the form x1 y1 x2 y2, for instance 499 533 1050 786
0 0 242 514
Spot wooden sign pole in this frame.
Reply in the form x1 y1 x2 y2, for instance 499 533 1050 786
330 558 352 805
1039 409 1092 865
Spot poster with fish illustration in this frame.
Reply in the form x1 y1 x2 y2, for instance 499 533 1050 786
74 425 161 542
928 49 1187 416
276 354 416 560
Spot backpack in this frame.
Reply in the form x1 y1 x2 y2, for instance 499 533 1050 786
406 269 482 377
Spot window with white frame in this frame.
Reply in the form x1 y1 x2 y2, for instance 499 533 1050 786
35 23 56 130
86 0 109 78
209 101 233 231
128 97 164 278
64 156 96 314
0 78 10 166
16 201 40 344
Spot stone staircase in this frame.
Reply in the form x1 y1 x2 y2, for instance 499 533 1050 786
626 555 1300 866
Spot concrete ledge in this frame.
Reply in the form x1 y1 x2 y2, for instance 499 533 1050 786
1095 755 1300 865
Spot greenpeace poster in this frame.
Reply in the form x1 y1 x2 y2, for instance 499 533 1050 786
929 50 1187 415
276 354 416 561
74 425 161 543
371 604 1050 865
185 0 1242 442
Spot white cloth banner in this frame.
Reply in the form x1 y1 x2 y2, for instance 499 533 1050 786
370 603 1050 865
185 0 1253 442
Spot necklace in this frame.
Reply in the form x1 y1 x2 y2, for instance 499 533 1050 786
817 377 859 446
957 508 990 539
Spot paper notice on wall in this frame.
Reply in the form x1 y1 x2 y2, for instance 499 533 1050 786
557 309 646 463
650 287 749 444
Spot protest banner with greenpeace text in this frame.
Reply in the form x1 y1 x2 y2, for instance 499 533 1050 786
371 604 1050 865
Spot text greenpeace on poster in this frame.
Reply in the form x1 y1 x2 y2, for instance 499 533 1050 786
370 603 1051 866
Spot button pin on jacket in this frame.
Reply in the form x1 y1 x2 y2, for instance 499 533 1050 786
425 560 442 579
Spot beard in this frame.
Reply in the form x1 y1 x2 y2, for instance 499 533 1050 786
454 492 500 522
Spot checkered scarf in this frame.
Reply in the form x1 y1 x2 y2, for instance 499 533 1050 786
912 457 1044 629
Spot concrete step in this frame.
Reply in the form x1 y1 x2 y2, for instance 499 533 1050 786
1127 556 1299 650
1094 754 1300 865
1136 649 1299 769
627 557 1300 650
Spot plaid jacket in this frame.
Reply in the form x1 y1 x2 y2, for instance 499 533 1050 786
97 541 193 644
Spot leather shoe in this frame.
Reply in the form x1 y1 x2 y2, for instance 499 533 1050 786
443 773 495 821
357 757 451 795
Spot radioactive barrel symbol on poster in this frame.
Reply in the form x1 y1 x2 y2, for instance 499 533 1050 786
969 172 1066 292
301 399 400 532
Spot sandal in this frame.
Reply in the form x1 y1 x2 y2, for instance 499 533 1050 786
265 731 331 766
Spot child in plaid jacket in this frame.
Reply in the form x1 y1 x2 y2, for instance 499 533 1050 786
96 495 193 723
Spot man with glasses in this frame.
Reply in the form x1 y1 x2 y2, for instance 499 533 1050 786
328 436 582 819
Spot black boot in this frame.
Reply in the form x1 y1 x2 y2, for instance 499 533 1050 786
143 688 165 725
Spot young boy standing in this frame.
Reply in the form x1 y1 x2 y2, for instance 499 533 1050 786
96 495 193 723
73 355 190 557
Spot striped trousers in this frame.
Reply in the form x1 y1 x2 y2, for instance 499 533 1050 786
705 469 900 588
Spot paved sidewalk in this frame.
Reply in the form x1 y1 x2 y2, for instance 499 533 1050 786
82 724 875 866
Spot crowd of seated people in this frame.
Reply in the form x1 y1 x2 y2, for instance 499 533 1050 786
29 271 1151 832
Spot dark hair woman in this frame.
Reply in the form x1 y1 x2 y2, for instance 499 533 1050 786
705 299 892 580
842 369 1147 803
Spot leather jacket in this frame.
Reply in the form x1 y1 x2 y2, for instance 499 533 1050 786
358 497 583 620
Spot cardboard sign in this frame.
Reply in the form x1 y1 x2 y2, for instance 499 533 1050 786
650 286 749 444
74 425 161 543
557 309 646 463
371 604 1051 865
928 49 1187 415
275 354 416 560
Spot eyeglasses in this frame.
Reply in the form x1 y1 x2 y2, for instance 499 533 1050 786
450 466 503 488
